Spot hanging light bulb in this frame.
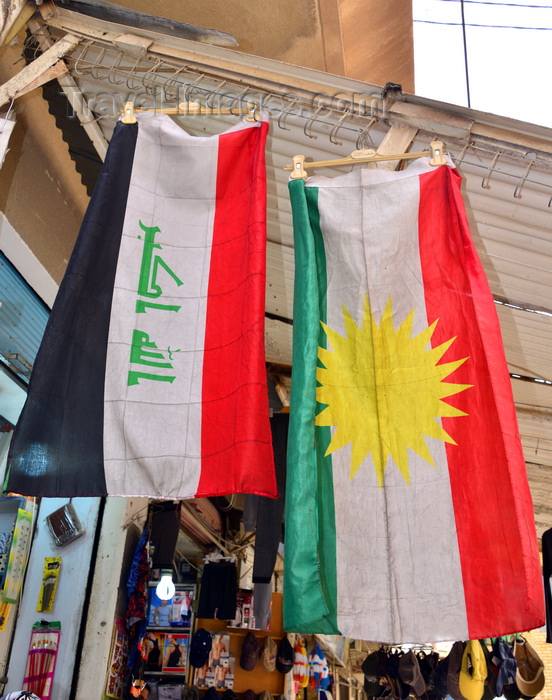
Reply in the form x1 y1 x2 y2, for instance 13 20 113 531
156 569 175 600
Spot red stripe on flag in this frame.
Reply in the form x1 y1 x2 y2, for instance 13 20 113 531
197 122 277 498
418 166 543 637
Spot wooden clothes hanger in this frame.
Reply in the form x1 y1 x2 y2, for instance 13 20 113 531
204 548 236 563
284 140 447 179
120 100 260 124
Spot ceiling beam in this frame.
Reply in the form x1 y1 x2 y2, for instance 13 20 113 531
0 32 79 108
0 0 35 46
27 18 109 160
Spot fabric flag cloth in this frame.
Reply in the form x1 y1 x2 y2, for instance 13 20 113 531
308 642 330 690
6 112 276 499
293 638 309 688
283 157 544 643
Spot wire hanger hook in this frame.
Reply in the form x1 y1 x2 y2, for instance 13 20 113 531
329 110 352 146
123 55 145 91
277 97 299 131
481 151 501 189
107 50 126 86
355 116 377 150
303 103 327 139
513 157 535 199
184 73 207 103
205 80 228 110
73 39 94 76
163 65 187 103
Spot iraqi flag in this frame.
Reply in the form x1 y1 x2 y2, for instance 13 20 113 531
6 113 276 499
283 158 544 643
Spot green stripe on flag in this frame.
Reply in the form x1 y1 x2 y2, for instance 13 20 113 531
284 179 338 634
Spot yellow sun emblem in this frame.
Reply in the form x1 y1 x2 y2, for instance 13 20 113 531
315 296 471 487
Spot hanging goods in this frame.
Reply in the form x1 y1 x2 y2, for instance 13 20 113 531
36 557 61 613
1 506 33 605
6 110 276 500
283 154 544 643
459 641 486 700
0 600 11 632
308 642 330 690
293 638 309 688
261 635 277 672
276 636 293 674
240 631 261 671
0 496 27 613
22 621 61 700
512 638 545 697
104 617 129 700
45 502 84 546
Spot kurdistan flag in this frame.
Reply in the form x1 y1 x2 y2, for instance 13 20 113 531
283 157 544 643
6 113 276 500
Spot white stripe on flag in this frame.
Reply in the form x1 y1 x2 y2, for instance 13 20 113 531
104 115 219 498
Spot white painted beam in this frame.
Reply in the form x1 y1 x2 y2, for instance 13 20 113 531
28 18 109 161
0 33 79 107
374 122 419 170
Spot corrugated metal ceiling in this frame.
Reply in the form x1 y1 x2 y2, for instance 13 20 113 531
24 6 552 532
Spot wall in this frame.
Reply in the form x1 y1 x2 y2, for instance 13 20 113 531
89 0 414 88
75 496 149 700
337 0 415 91
4 497 101 697
0 40 89 286
0 212 58 307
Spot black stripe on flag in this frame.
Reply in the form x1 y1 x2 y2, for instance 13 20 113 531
6 122 139 496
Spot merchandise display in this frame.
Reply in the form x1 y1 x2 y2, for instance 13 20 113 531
358 638 547 700
21 621 60 700
36 558 61 613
